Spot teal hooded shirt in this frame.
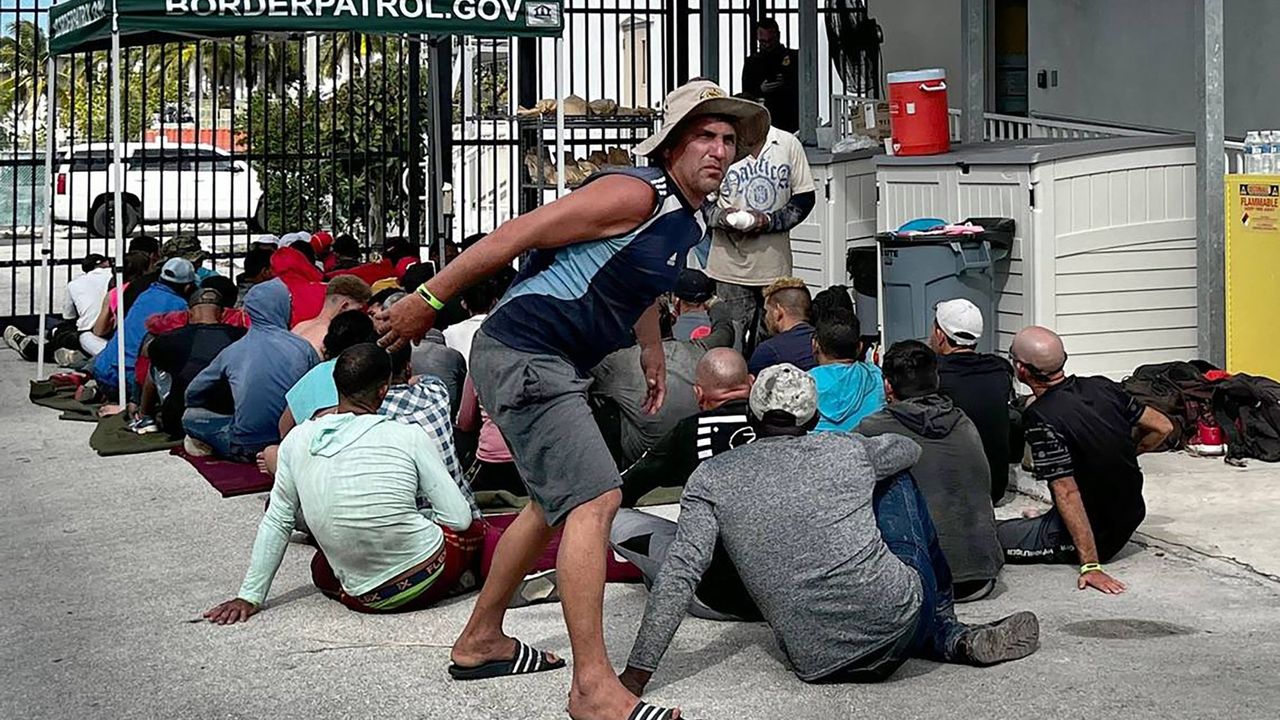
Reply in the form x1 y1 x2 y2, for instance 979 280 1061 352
809 362 887 433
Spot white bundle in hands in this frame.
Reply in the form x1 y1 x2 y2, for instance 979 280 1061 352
726 210 755 231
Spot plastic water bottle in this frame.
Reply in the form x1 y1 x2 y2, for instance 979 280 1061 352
1244 131 1260 174
1262 131 1275 175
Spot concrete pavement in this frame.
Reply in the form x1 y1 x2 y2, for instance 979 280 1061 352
1 352 1278 720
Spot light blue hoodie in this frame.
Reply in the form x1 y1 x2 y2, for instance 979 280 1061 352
185 279 320 451
809 362 887 433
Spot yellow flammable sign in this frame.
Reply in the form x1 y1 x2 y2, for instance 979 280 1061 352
1226 175 1280 377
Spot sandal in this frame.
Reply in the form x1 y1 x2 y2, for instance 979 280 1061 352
627 701 681 720
447 639 565 680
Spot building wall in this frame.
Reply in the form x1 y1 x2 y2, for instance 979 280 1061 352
1028 0 1279 137
872 0 968 112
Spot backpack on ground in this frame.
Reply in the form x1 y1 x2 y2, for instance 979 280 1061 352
1121 361 1218 451
1212 374 1280 463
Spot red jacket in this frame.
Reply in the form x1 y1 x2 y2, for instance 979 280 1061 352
327 258 396 285
271 247 326 327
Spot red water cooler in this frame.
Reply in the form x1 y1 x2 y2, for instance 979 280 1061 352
887 68 951 156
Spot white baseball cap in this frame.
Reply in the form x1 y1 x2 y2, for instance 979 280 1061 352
935 299 983 346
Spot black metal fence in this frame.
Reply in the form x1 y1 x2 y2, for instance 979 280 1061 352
1 0 844 326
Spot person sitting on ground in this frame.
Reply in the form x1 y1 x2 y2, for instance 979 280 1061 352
3 253 113 366
443 267 510 365
996 326 1173 594
590 338 704 470
89 251 153 347
809 311 885 431
932 298 1016 503
269 244 326 328
331 237 418 285
182 280 320 462
406 276 468 417
311 231 336 272
617 347 757 506
252 234 280 253
857 340 1003 603
610 348 762 625
281 309 380 427
617 363 1040 698
91 258 196 401
163 235 218 283
204 343 479 624
747 276 816 375
121 235 178 313
137 287 246 437
811 284 855 326
291 276 374 355
669 269 716 344
264 314 477 517
457 373 522 496
326 233 362 273
235 247 275 306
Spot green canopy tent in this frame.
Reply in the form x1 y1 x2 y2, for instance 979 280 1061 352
36 0 566 399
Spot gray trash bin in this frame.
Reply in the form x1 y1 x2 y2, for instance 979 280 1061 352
877 218 1013 354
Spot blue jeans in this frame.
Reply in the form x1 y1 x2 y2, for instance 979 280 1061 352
182 407 255 463
829 471 967 682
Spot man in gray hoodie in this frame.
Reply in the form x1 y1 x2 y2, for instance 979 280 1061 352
619 364 1038 702
858 340 1004 602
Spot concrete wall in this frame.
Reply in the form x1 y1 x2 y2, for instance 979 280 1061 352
873 0 967 112
1028 0 1280 137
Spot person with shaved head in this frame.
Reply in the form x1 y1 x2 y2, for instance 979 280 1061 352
998 326 1173 594
615 348 757 507
611 347 762 623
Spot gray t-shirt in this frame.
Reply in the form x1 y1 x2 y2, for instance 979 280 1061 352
590 340 703 467
627 431 924 681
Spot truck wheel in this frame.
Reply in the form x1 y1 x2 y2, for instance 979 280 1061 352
90 199 140 238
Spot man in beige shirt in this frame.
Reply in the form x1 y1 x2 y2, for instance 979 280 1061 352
705 124 815 355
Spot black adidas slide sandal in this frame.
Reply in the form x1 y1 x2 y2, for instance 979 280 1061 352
447 640 566 680
628 701 681 720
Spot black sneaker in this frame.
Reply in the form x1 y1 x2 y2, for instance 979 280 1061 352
954 610 1040 666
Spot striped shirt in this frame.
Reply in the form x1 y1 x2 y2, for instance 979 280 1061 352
483 167 707 373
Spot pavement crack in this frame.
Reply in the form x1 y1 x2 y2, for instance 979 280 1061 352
1132 531 1280 586
291 640 453 655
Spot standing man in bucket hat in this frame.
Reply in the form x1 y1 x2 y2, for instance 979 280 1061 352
377 80 768 720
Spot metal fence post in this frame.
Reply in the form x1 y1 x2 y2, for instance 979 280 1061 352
700 2 719 82
1196 0 1226 365
798 0 818 146
961 0 985 145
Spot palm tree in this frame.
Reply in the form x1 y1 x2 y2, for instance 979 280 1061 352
0 20 49 123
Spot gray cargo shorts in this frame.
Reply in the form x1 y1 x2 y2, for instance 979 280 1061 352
469 329 621 526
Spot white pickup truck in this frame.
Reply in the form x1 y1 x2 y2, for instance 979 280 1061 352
51 141 266 237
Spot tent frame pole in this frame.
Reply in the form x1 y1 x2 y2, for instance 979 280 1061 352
36 53 56 380
554 36 564 197
111 0 127 405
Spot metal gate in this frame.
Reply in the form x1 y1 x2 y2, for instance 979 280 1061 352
2 0 848 326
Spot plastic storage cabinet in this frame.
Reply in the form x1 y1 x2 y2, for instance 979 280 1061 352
876 135 1197 379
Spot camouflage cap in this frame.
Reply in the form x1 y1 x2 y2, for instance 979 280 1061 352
161 235 208 264
749 363 818 425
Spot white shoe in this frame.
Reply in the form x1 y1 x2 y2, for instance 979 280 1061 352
4 326 26 353
184 436 214 457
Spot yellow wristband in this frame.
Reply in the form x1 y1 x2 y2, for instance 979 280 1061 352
1079 563 1103 575
416 284 445 311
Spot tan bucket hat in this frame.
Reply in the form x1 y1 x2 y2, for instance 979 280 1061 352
633 79 771 163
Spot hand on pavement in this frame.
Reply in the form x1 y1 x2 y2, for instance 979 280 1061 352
1078 569 1126 594
376 293 437 353
204 598 258 625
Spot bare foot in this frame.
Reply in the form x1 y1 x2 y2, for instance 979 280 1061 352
568 675 677 720
98 403 123 417
1021 507 1044 519
450 632 561 668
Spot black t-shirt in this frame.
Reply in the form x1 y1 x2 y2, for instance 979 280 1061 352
1023 376 1147 561
937 352 1014 500
148 323 245 433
